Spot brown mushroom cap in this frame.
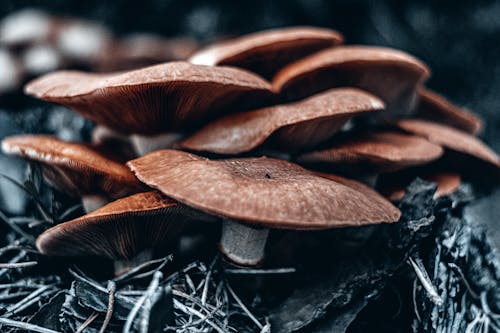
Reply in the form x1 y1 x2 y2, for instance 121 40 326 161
180 88 384 154
378 171 462 201
314 171 399 211
273 46 430 116
127 149 400 229
36 191 197 260
416 88 483 135
189 26 343 79
24 61 274 135
298 131 444 173
396 119 500 168
1 135 143 198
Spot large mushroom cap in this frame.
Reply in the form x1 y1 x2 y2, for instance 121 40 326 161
396 119 500 168
298 131 443 173
416 89 483 135
189 26 343 79
24 61 274 135
180 88 384 154
314 171 399 210
127 149 400 229
1 135 143 198
273 46 430 116
36 191 195 260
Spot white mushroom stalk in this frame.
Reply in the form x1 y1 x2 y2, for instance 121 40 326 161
81 194 109 213
219 220 270 266
130 132 184 155
114 249 153 276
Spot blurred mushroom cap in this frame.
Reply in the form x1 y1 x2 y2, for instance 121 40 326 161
396 119 500 168
416 88 483 135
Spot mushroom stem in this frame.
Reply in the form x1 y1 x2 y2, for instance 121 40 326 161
114 249 153 276
219 220 270 266
82 194 109 213
130 133 183 155
358 173 378 188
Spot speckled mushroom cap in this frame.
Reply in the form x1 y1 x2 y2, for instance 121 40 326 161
273 46 430 116
24 61 274 135
180 88 384 154
36 191 200 260
377 171 462 201
314 171 399 211
416 89 483 135
297 131 444 173
396 119 500 168
127 149 401 229
189 26 343 80
1 135 143 198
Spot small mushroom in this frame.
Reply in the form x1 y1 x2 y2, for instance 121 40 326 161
55 19 113 65
273 46 430 118
189 26 343 79
297 131 444 185
395 119 500 169
416 88 483 135
36 191 203 275
24 62 274 154
1 135 144 212
98 34 198 71
180 88 384 154
378 171 462 201
127 149 400 266
22 44 63 76
0 9 53 47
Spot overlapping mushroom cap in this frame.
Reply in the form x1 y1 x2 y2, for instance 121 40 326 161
298 131 444 173
378 171 462 201
396 119 500 168
127 149 401 229
1 135 143 198
273 46 430 117
180 88 384 154
416 89 483 135
36 191 197 260
24 62 274 135
189 26 343 79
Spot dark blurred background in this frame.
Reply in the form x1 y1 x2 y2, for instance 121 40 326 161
0 0 499 246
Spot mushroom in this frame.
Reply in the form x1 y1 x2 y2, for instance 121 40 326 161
377 171 462 201
22 44 63 76
55 19 112 65
189 26 343 80
416 88 483 135
127 149 400 266
395 119 500 169
297 131 444 185
0 9 53 47
1 135 144 212
273 46 430 118
98 34 198 71
24 62 274 154
180 88 384 154
36 191 206 275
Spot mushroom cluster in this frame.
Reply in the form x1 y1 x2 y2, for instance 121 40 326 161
2 26 499 272
0 8 198 95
